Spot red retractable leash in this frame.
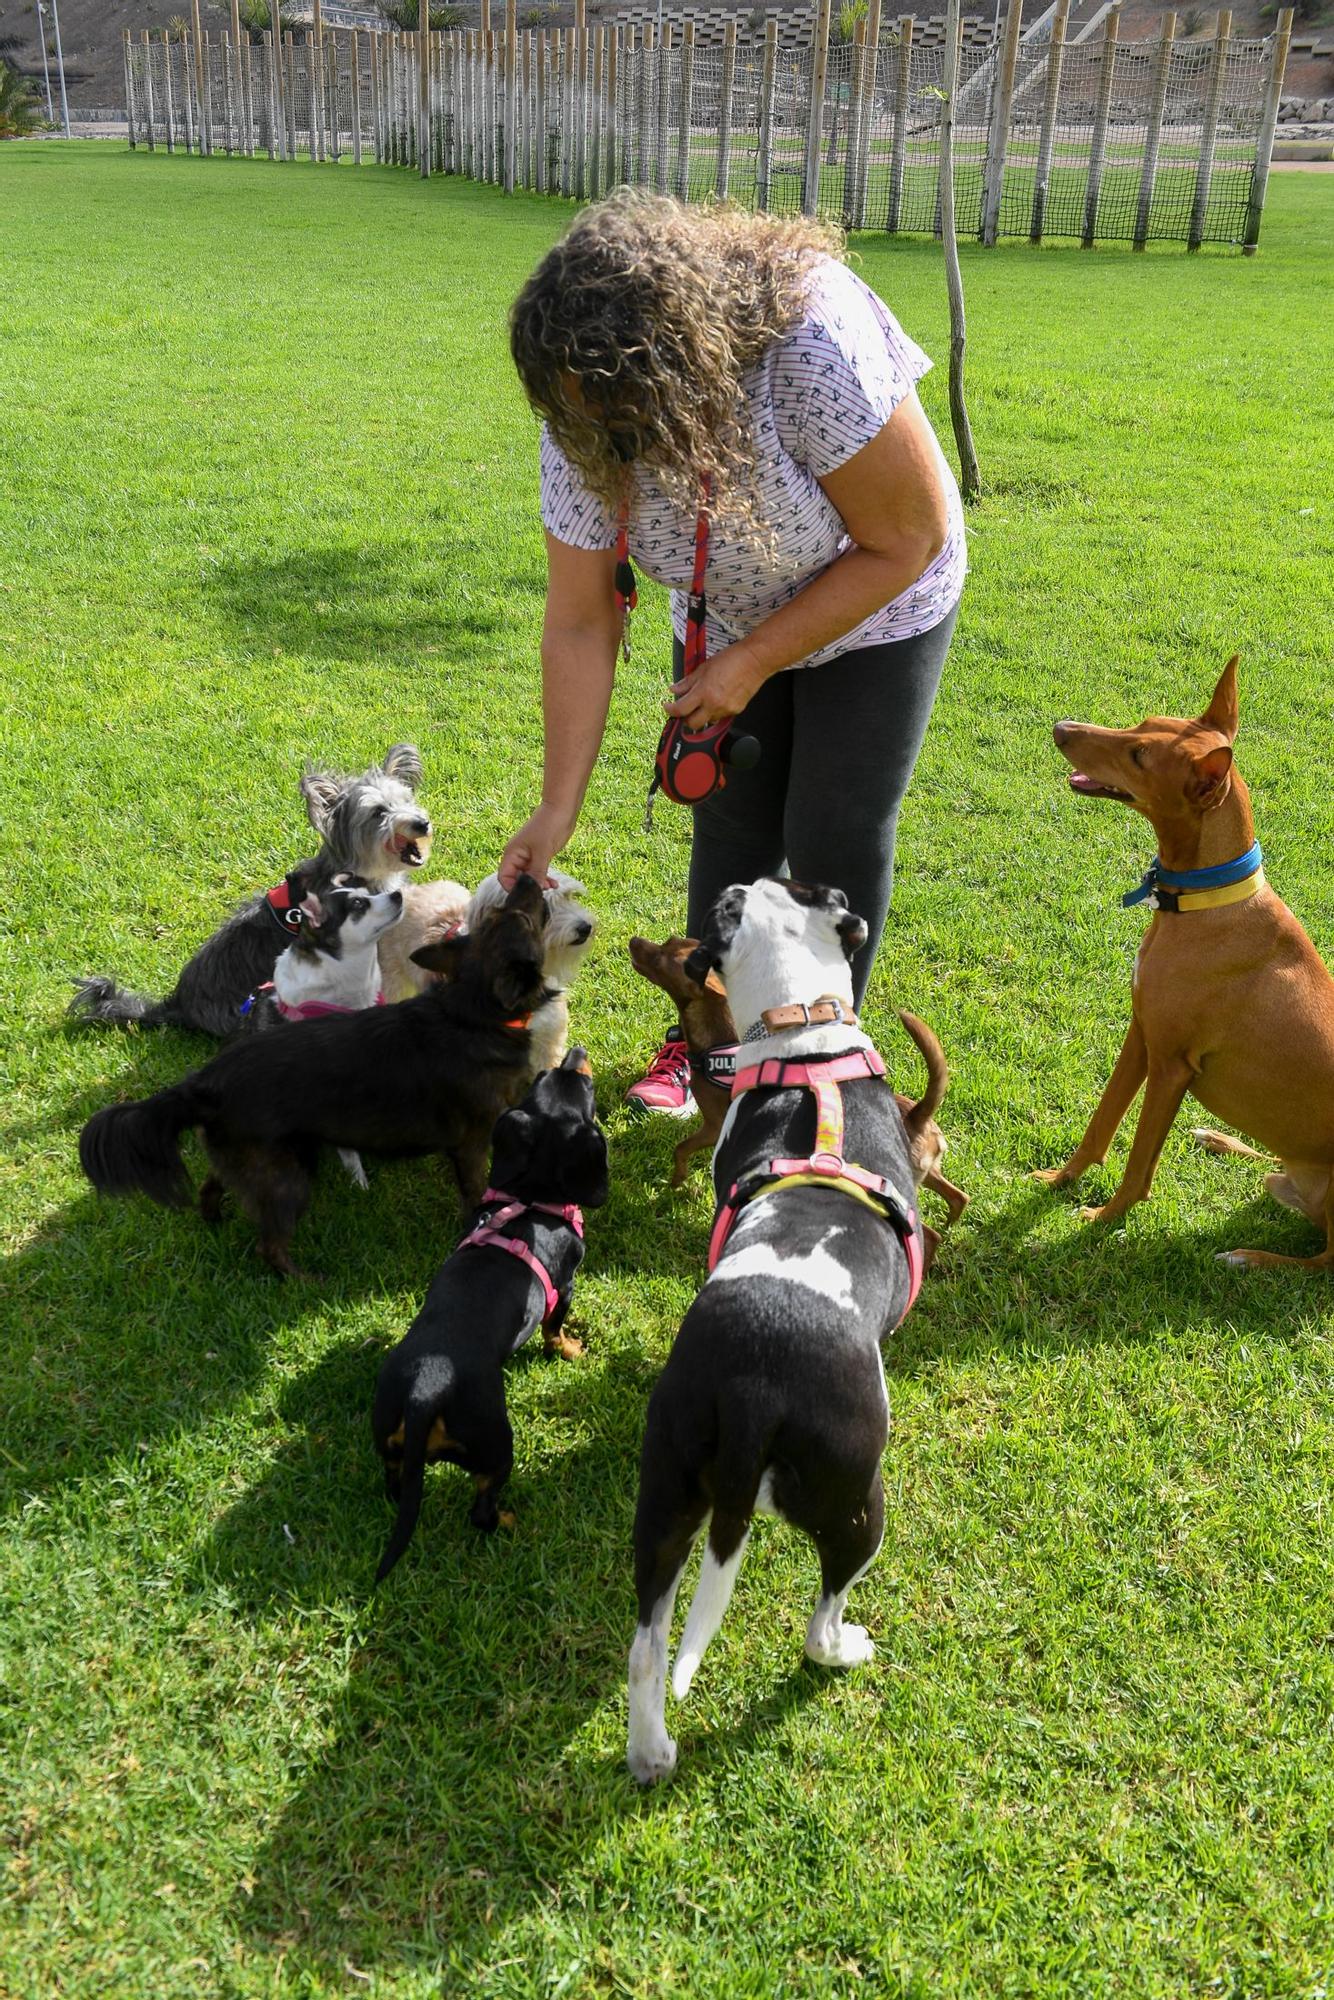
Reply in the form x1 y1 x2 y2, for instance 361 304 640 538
614 475 760 830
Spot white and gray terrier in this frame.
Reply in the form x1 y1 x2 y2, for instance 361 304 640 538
380 869 596 1080
69 745 432 1039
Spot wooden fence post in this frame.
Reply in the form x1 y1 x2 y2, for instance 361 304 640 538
557 24 571 193
347 28 360 163
418 12 429 175
1132 10 1176 247
715 17 736 199
620 23 635 182
676 18 694 200
1029 0 1069 240
849 0 882 228
237 0 254 155
804 0 831 215
503 0 516 190
940 0 980 496
123 31 138 149
572 0 586 199
139 31 155 150
160 29 176 152
655 21 672 194
1081 3 1121 246
886 14 912 231
637 21 652 185
980 0 1024 243
1243 4 1292 252
535 29 547 190
589 24 604 198
842 20 866 224
285 30 298 160
1188 8 1232 250
229 0 243 149
756 18 778 211
606 24 620 191
189 0 206 153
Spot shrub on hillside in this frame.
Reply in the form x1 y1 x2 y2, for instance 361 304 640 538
0 61 41 138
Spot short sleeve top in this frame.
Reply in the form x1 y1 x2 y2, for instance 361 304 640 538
538 256 966 670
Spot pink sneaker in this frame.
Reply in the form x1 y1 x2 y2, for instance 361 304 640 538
625 1027 694 1118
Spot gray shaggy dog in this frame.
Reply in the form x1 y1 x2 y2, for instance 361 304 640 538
69 745 433 1039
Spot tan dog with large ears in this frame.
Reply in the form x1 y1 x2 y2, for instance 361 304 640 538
1037 655 1334 1270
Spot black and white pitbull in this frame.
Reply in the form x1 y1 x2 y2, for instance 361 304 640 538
627 879 925 1784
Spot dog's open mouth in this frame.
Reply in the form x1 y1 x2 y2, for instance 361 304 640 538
1068 772 1134 802
387 831 432 867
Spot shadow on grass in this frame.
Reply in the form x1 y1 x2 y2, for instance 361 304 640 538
204 539 542 665
205 1332 829 1983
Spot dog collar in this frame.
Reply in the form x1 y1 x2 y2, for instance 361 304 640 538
1122 842 1264 914
265 874 306 936
740 996 859 1045
690 1043 739 1087
709 1046 922 1326
459 1189 585 1327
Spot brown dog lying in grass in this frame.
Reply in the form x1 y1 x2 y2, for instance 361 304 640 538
628 933 968 1266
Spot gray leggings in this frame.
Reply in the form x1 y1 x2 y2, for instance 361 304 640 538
685 606 957 1008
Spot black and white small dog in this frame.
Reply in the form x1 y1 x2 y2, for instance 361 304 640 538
627 878 926 1785
253 879 404 1026
69 745 432 1037
371 1049 610 1577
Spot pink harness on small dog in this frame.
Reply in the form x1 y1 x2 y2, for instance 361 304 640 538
459 1187 585 1326
708 1047 923 1323
248 983 387 1023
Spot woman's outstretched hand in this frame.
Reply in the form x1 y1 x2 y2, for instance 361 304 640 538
498 803 572 890
662 642 767 727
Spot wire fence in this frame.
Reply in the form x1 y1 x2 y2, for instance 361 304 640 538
122 3 1294 251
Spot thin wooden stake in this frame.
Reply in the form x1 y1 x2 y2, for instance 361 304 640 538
1244 4 1293 252
230 0 243 149
716 18 736 200
190 0 207 153
1188 8 1232 251
419 14 430 174
756 19 777 211
139 31 156 151
1081 3 1121 247
804 0 831 215
535 29 547 190
655 20 672 195
504 0 517 190
606 25 620 192
939 0 980 497
1029 0 1069 240
851 0 882 228
123 31 138 149
1132 10 1177 248
676 18 694 201
980 0 1024 243
637 21 652 186
589 24 604 200
887 15 912 232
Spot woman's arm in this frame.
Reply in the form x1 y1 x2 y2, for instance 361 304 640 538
498 532 622 888
664 393 951 726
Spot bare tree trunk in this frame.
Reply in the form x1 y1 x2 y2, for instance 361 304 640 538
939 0 981 501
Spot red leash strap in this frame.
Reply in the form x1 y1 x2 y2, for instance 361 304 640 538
615 475 712 670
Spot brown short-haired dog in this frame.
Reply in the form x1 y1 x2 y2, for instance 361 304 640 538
79 877 553 1279
627 933 968 1264
1037 655 1334 1270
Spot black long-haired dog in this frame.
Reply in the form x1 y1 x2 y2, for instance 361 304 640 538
79 877 551 1278
372 1048 610 1578
69 744 432 1037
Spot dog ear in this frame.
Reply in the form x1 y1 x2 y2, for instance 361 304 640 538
488 1106 535 1188
300 765 342 831
495 950 543 1014
1188 743 1234 805
568 1124 610 1207
1200 656 1240 743
411 935 468 977
683 944 714 987
383 744 424 789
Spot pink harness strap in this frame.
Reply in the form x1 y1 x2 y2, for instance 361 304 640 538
458 1187 585 1327
708 1046 923 1323
273 989 387 1022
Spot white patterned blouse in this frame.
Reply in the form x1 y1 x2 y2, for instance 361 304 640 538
538 256 966 674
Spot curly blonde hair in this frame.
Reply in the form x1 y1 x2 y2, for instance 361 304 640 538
510 190 844 551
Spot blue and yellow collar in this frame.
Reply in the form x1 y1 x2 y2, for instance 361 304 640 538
1123 842 1264 914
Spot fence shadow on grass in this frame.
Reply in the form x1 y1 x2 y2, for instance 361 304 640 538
204 538 543 667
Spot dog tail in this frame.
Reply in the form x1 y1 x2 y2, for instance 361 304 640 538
68 976 178 1031
672 1410 770 1701
79 1078 203 1209
897 1010 949 1141
375 1398 437 1584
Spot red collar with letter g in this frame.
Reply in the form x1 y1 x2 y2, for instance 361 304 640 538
707 1046 923 1323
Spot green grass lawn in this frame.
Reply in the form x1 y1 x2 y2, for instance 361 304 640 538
3 145 1334 1998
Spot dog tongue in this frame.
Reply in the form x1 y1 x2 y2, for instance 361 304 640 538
1068 772 1098 791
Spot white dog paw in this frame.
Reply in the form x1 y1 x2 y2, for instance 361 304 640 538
1216 1249 1254 1269
627 1735 678 1785
806 1623 875 1668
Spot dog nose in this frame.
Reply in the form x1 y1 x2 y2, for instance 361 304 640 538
1053 721 1075 747
409 815 431 836
574 920 593 944
389 890 403 907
